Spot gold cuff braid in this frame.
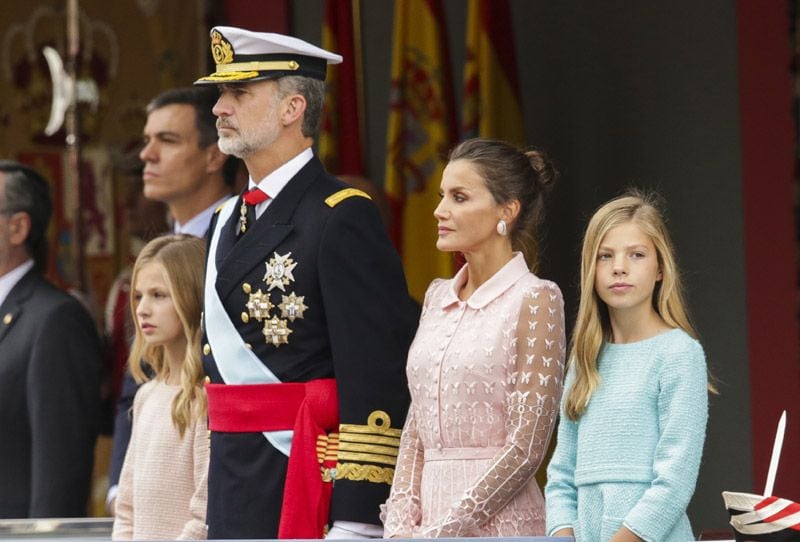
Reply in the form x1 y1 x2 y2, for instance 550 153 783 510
334 462 395 485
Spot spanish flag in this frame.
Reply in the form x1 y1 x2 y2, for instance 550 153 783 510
462 0 525 144
319 0 364 176
384 0 457 301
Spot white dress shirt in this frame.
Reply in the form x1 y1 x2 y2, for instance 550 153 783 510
250 147 313 219
0 259 34 309
174 196 231 238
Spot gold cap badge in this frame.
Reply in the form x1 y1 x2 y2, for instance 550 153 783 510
211 30 234 65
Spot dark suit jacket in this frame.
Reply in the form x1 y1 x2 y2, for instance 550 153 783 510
108 369 137 491
203 156 417 539
0 268 102 518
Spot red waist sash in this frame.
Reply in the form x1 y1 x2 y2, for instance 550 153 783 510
206 379 339 539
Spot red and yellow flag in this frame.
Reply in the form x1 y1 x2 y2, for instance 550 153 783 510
319 0 364 175
384 0 457 301
462 0 525 144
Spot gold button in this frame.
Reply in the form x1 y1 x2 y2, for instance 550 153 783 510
2 313 12 325
204 376 211 384
241 312 249 323
288 60 299 70
242 283 252 294
245 342 252 349
203 343 211 355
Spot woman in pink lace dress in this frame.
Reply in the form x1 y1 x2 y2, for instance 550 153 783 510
382 138 566 538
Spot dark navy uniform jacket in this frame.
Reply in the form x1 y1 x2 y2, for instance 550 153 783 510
203 156 416 539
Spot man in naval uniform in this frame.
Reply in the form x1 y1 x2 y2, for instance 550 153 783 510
194 27 416 539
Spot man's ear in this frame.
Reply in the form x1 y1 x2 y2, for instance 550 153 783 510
282 94 307 127
8 212 31 247
205 145 228 174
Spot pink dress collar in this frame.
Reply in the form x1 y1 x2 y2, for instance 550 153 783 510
441 252 530 309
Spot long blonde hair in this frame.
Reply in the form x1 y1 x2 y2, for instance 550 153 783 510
128 234 207 436
565 190 711 420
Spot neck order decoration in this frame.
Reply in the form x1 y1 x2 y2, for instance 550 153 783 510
239 188 270 234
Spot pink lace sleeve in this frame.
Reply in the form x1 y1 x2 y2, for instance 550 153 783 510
381 408 424 537
421 283 566 537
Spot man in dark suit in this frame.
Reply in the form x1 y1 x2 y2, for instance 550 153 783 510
0 160 102 518
194 27 417 539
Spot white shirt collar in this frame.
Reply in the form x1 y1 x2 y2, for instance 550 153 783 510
250 147 314 218
0 259 35 309
174 196 231 238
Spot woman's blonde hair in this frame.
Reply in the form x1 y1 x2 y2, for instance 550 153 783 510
128 234 207 436
565 189 712 420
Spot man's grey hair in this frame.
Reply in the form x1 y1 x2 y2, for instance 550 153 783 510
276 76 326 139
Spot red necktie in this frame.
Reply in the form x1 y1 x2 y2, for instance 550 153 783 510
243 187 269 205
239 188 270 234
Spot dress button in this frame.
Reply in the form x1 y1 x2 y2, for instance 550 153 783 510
203 343 211 355
241 312 250 323
204 376 211 384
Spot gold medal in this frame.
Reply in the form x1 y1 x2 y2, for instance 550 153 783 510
246 289 274 321
279 292 308 321
262 316 292 347
239 200 248 233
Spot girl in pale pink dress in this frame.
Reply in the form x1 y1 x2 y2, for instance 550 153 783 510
112 235 209 541
383 138 566 538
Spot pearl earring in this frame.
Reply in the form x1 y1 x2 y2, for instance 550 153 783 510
496 220 508 236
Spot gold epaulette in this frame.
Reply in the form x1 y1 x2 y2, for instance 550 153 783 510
325 188 371 208
333 410 401 485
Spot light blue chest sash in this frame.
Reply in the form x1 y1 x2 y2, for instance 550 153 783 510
204 197 292 455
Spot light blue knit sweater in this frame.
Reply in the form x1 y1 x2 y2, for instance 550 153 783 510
545 328 708 542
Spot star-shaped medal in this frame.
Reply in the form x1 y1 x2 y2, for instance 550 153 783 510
279 292 308 322
263 252 298 292
246 289 273 321
262 316 293 347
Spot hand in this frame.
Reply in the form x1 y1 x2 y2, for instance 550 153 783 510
553 527 575 538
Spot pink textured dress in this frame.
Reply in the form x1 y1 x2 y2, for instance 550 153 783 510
383 253 566 538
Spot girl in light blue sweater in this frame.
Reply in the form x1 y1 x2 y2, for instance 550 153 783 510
545 191 711 542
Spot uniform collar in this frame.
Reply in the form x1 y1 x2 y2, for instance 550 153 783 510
249 147 314 199
440 252 530 310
